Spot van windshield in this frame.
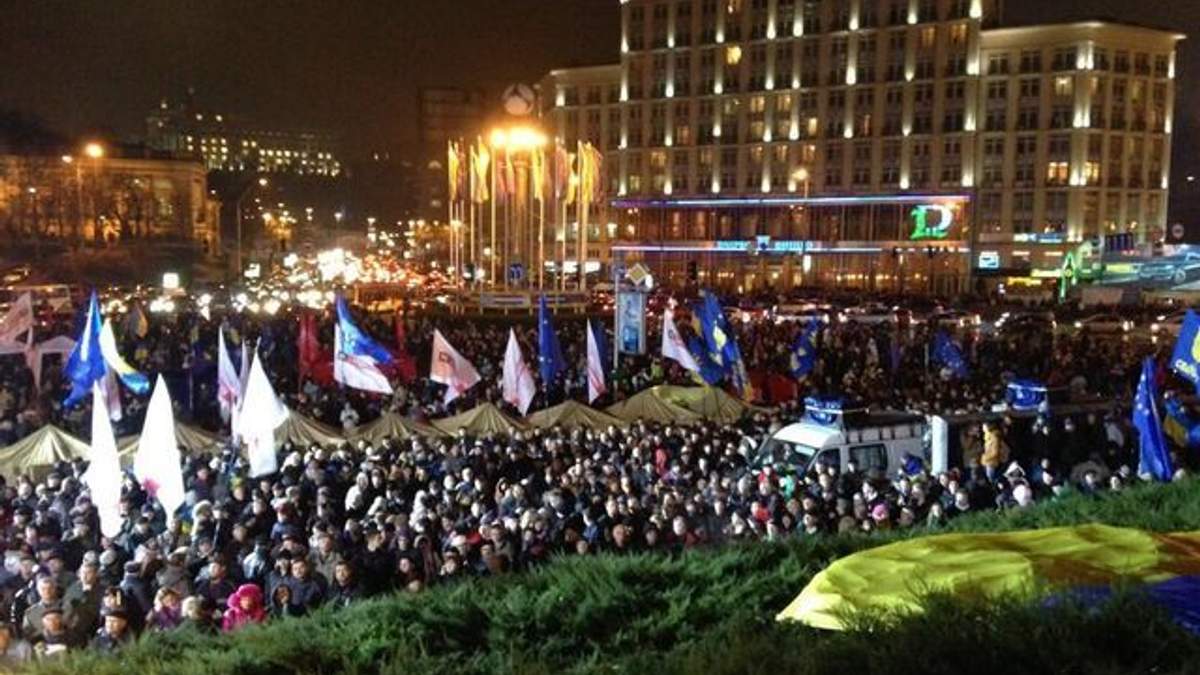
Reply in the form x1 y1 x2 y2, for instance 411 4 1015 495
755 438 817 471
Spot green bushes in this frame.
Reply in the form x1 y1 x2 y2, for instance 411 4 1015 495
30 481 1200 675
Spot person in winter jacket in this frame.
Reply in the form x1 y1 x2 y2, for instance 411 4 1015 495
221 584 266 632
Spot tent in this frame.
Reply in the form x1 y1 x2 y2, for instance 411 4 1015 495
606 388 703 425
432 402 528 436
276 408 346 448
117 423 224 458
653 385 767 423
349 412 443 443
0 425 91 479
526 401 627 431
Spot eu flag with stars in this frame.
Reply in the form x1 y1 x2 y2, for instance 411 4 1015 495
538 295 565 385
1170 309 1200 393
1135 357 1174 482
790 321 820 378
932 331 968 379
63 291 106 408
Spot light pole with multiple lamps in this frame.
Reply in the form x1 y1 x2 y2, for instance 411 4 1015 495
234 176 269 279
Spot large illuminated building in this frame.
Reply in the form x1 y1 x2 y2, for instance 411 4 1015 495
540 1 1182 294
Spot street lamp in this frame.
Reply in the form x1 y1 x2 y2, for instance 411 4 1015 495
83 142 104 160
486 124 548 290
235 176 269 278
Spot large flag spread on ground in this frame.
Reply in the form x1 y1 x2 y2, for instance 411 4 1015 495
1170 309 1200 392
661 307 701 374
217 326 240 424
932 331 969 379
695 290 753 399
0 292 33 345
84 382 123 539
430 329 481 404
99 319 149 395
587 320 607 403
237 351 288 478
135 375 184 525
538 295 565 387
333 297 393 394
1135 357 1175 482
790 321 821 379
502 329 536 414
1164 398 1200 450
63 291 108 408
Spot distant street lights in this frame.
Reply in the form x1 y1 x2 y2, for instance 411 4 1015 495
236 176 269 278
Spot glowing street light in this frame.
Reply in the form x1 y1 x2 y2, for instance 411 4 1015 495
83 142 104 159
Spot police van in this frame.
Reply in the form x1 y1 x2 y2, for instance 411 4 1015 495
751 398 927 477
751 392 1119 477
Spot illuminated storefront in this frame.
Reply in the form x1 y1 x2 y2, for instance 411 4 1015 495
610 194 972 295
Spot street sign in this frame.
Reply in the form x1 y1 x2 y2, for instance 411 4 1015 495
508 263 524 282
626 263 650 287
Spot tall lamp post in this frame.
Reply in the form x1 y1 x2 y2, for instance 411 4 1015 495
235 176 269 280
81 142 104 244
487 126 547 291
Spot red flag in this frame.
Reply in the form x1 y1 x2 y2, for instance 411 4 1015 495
298 314 321 380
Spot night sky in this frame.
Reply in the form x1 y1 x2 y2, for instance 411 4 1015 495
0 0 1196 174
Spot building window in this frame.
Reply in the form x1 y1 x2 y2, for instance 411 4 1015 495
1046 161 1069 185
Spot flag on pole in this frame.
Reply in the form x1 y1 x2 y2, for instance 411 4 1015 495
98 319 150 395
63 291 107 408
0 292 33 345
1135 357 1174 482
790 322 821 379
297 313 321 382
100 368 123 422
695 290 753 399
538 295 565 387
502 329 536 414
662 307 701 373
430 329 481 404
125 303 149 339
531 145 546 202
587 320 607 403
932 331 969 379
237 351 288 478
334 297 393 394
472 141 490 203
84 382 123 539
217 326 240 423
553 142 571 201
447 141 461 202
135 375 185 525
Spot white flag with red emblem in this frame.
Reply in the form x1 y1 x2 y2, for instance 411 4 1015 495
501 329 536 414
430 329 480 404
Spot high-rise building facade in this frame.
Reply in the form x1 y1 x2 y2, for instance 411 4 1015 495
542 1 1182 295
146 96 343 178
417 87 487 220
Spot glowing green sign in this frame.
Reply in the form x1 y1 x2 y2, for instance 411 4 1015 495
909 204 956 240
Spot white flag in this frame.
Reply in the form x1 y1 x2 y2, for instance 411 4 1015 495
135 376 185 525
23 335 74 391
430 329 481 404
501 329 536 414
0 292 33 345
662 308 701 373
217 327 241 423
100 368 123 422
84 383 123 539
587 322 607 404
334 324 393 394
237 351 288 478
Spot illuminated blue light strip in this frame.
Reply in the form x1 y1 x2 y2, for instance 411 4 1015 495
611 194 971 209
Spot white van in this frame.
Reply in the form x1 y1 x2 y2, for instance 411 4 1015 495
752 402 928 477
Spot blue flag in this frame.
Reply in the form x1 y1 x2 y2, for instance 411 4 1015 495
335 296 393 365
589 319 610 373
62 291 107 408
1135 357 1174 482
538 295 565 385
789 322 821 379
695 290 753 398
1170 309 1200 392
687 335 726 385
932 331 968 379
1006 379 1047 411
1163 398 1200 450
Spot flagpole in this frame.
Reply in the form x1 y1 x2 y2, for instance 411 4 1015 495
560 198 568 292
538 192 545 292
468 147 476 286
490 144 497 290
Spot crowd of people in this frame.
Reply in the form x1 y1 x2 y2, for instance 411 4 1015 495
0 292 1186 662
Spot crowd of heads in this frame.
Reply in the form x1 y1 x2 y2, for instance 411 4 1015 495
0 293 1186 662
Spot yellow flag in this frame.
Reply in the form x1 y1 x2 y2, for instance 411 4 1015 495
565 152 578 206
473 141 490 203
447 141 460 202
531 147 545 202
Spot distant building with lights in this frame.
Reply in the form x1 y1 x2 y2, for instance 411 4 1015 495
0 150 221 252
539 1 1183 295
146 94 343 178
